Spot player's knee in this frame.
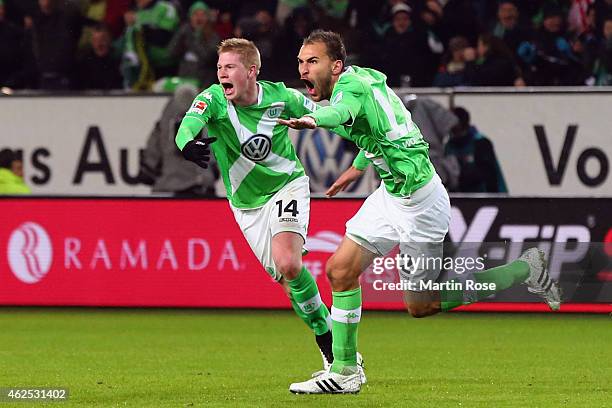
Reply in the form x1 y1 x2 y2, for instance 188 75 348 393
325 256 358 291
275 256 301 281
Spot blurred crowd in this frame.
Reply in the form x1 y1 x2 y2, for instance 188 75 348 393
0 0 611 91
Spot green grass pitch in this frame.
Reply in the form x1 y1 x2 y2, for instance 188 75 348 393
0 308 610 407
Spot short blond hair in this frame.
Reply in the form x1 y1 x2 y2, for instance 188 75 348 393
218 38 261 73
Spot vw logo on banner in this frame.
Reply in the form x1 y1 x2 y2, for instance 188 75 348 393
296 128 360 192
7 222 53 284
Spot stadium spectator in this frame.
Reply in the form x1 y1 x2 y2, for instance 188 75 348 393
120 0 179 89
589 14 612 84
517 4 584 85
572 4 602 80
168 1 220 88
76 24 122 90
275 0 299 25
463 33 521 86
251 8 280 80
212 8 233 39
370 0 410 38
491 0 532 58
3 0 611 89
379 3 434 87
233 16 259 39
593 0 612 33
420 0 445 38
76 0 106 50
530 1 571 28
403 95 460 190
25 0 85 90
446 107 507 193
433 35 469 87
567 0 596 34
418 0 445 84
103 0 131 38
236 0 278 19
274 0 348 27
0 149 30 194
440 0 482 45
138 84 218 197
340 0 384 42
0 0 26 89
273 6 316 85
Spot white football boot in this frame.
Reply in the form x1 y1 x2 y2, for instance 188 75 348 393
311 352 366 384
290 369 361 394
520 248 562 311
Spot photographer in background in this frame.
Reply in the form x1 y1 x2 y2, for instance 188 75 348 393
0 149 30 195
403 94 460 191
446 106 507 193
138 84 218 197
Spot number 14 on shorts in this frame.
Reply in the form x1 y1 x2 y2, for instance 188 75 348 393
276 199 299 222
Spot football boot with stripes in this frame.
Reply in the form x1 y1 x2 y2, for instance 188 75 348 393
521 248 562 311
290 370 361 394
311 352 366 384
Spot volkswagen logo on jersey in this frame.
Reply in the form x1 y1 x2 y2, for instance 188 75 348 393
241 134 272 162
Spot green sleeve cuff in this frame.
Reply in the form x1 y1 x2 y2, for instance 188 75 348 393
175 116 203 150
310 105 351 128
352 150 369 170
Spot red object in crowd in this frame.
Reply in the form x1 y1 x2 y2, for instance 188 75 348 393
104 0 131 38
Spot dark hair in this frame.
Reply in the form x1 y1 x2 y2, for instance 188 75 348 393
479 32 514 60
303 30 346 65
452 107 471 127
0 149 16 169
92 23 111 34
498 0 518 8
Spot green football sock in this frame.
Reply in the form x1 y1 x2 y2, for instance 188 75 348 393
330 287 361 374
441 260 530 311
287 266 331 336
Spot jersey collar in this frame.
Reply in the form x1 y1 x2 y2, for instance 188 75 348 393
256 82 263 106
340 66 355 79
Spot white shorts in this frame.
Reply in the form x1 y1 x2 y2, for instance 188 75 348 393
346 174 451 290
230 176 310 282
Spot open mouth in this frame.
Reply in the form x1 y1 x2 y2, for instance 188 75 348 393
302 79 316 95
221 82 234 96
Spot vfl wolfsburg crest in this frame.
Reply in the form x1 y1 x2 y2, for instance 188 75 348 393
241 134 272 161
266 107 282 118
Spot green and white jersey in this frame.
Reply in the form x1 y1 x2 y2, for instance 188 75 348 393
134 1 179 67
176 81 317 209
312 66 435 197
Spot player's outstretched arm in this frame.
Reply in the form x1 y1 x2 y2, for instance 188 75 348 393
175 117 216 169
181 137 217 169
279 101 355 130
326 166 364 198
277 116 317 129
